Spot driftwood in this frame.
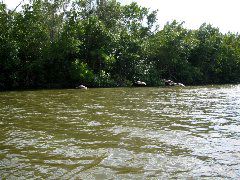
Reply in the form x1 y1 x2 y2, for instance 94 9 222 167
133 81 147 87
76 85 88 90
164 79 185 87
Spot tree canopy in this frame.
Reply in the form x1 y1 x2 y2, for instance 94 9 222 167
1 0 240 90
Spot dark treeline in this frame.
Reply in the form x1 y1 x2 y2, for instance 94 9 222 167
1 0 240 90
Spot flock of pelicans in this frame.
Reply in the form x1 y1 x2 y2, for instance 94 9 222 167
76 79 185 90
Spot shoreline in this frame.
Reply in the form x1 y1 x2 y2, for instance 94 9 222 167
1 83 239 92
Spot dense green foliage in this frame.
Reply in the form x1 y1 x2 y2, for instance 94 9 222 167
1 0 240 90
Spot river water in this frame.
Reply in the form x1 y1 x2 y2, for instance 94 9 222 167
0 85 240 179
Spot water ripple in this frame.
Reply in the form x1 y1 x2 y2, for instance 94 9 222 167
0 85 240 178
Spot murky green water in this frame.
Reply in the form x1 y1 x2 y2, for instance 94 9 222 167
0 85 240 179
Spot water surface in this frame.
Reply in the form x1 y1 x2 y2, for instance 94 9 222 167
1 85 240 178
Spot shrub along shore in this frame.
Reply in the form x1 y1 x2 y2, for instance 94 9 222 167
1 0 240 91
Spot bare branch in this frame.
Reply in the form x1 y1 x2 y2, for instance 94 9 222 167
11 0 25 13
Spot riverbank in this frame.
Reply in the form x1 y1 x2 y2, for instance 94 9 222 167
1 1 240 93
1 81 240 92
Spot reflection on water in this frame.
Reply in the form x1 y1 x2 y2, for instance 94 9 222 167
0 85 240 178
